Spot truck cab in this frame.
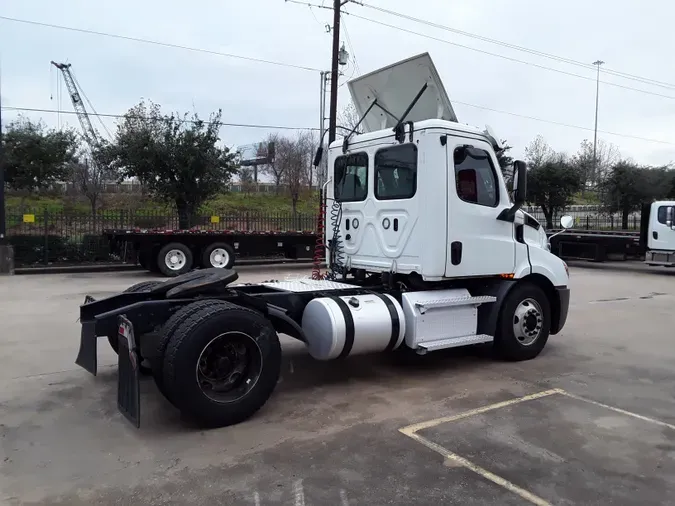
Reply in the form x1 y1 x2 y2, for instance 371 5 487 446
325 53 567 290
643 201 675 266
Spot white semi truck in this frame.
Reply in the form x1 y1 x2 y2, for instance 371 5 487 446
548 200 675 267
76 53 572 428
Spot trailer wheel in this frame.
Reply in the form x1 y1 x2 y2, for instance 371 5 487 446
152 299 230 403
202 242 235 269
494 282 551 361
157 243 193 277
162 301 281 427
106 280 164 354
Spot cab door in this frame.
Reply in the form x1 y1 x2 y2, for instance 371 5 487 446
648 202 675 251
445 142 516 277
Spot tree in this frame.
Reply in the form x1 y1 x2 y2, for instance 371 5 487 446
109 100 238 229
600 161 671 229
524 135 555 171
258 133 284 192
527 155 583 229
496 140 514 187
238 166 255 194
72 148 117 217
338 102 363 134
2 115 78 192
496 140 513 170
571 138 620 188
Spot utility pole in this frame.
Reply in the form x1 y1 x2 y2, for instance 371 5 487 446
592 60 604 181
328 0 342 145
318 70 328 187
0 81 14 274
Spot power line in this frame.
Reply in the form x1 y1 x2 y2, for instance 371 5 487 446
453 100 674 146
347 12 675 101
2 106 319 131
4 103 671 145
342 16 360 75
0 15 322 73
359 2 675 91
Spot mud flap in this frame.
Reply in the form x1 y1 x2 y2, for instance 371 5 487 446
117 315 141 428
76 296 98 375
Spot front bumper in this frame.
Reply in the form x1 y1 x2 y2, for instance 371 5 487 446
552 286 570 334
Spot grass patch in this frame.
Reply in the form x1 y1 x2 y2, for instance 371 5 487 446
6 191 320 215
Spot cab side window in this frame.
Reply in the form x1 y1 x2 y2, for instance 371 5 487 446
453 146 498 207
657 206 668 224
334 153 368 202
375 144 418 200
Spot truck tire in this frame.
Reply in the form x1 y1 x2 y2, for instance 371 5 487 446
162 300 281 427
152 299 229 403
157 242 194 277
107 280 164 354
202 242 235 269
494 282 551 361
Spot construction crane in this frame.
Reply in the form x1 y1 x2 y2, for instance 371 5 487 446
50 61 109 153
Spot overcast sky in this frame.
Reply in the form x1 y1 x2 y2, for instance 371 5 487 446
1 0 674 167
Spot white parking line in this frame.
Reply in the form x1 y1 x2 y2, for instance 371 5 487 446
339 489 349 506
293 479 305 506
399 388 675 506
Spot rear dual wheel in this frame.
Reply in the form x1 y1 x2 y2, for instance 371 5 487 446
158 300 281 427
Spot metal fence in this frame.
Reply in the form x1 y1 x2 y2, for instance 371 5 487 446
521 206 642 231
6 205 642 267
6 210 318 267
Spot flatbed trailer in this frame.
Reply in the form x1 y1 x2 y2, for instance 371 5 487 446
103 229 318 277
548 229 642 262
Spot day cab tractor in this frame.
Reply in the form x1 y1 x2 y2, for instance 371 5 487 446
76 53 572 428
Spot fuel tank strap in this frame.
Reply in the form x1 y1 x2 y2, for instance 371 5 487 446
329 296 355 358
371 293 401 351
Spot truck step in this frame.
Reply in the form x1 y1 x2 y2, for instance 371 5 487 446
416 334 493 354
415 295 496 314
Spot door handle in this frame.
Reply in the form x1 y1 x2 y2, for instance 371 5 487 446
451 241 462 265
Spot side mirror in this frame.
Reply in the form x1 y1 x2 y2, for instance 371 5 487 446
560 215 574 229
512 160 527 205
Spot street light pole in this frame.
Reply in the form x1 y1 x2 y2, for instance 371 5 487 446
592 60 604 180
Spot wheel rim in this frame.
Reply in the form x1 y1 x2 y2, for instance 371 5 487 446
209 248 230 268
512 297 544 346
164 249 186 271
195 331 262 403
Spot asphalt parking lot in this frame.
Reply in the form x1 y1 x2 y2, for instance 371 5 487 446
1 262 675 505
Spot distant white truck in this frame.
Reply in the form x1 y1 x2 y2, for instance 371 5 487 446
643 201 675 266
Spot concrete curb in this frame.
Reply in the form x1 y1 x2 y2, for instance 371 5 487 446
15 258 319 275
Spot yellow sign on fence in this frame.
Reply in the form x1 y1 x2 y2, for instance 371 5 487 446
23 214 35 223
210 215 220 224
